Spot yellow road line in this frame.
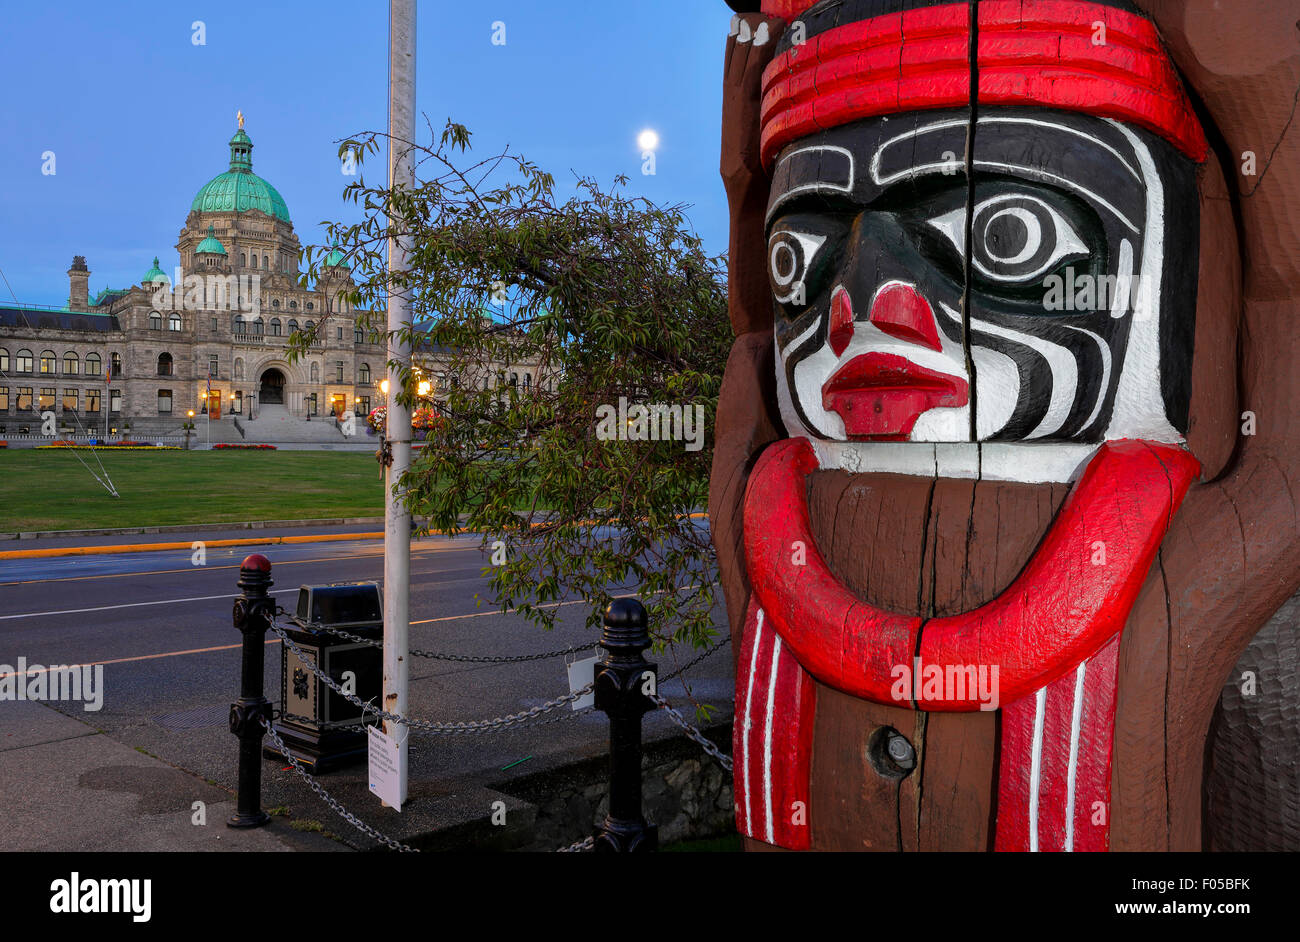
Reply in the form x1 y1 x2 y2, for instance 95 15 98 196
0 639 282 679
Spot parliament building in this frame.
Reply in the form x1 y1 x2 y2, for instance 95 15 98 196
0 119 531 436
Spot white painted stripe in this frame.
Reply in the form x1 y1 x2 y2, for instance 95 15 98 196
1064 661 1088 852
0 588 297 621
763 634 783 844
1029 686 1047 852
741 608 765 837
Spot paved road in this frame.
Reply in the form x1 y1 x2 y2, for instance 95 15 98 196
0 531 734 849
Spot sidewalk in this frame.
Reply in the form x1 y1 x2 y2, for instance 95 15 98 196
0 699 343 852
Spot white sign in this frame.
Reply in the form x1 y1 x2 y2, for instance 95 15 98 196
368 725 406 811
567 655 598 710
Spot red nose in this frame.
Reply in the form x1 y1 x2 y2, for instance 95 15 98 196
868 283 943 352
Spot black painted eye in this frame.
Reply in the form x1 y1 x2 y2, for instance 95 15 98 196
928 193 1089 286
767 228 826 308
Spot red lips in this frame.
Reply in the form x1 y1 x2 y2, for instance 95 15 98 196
822 352 969 440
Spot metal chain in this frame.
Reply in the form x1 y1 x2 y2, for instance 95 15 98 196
274 606 729 670
270 618 592 734
260 716 418 852
556 835 594 853
318 624 596 663
658 635 731 683
649 693 733 773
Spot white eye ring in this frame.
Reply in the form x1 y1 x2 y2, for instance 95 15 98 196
768 230 826 304
928 194 1088 285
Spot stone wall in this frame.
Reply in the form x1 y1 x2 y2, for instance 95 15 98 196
501 726 735 852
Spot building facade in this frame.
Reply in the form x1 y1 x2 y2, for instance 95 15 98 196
0 119 541 436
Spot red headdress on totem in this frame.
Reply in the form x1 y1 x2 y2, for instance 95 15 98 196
755 0 1206 166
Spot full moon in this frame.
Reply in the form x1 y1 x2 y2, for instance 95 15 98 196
637 129 659 151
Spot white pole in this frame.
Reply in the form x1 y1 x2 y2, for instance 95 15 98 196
383 0 415 809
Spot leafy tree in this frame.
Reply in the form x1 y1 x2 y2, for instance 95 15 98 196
297 121 730 659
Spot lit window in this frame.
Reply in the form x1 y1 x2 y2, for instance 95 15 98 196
40 351 57 374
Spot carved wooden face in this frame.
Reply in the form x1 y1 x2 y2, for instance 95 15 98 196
766 106 1199 447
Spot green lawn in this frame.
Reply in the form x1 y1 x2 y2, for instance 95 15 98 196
0 449 388 532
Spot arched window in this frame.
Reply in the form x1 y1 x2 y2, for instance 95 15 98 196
354 327 364 343
253 318 264 336
40 351 57 374
523 373 531 390
168 313 181 331
85 353 101 375
234 358 244 381
509 372 518 388
149 312 162 330
270 318 282 336
241 252 246 267
16 349 33 373
0 349 7 372
272 299 280 310
305 320 314 333
63 352 79 375
111 352 121 376
287 319 298 333
359 363 370 384
263 255 269 269
234 314 246 334
290 300 297 310
310 362 320 383
157 353 173 376
306 302 314 312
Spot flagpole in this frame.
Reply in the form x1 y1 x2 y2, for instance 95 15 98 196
383 0 416 809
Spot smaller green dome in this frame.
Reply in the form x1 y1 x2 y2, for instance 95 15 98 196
143 256 168 284
195 225 227 256
324 238 350 269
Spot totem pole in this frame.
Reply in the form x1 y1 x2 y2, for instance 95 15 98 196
712 0 1300 851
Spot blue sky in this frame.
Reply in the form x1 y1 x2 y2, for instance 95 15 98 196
0 0 732 307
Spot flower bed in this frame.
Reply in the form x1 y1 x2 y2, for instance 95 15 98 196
37 443 180 451
212 443 277 450
368 406 446 435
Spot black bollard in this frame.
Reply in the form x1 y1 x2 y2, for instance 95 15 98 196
592 597 657 852
228 553 275 828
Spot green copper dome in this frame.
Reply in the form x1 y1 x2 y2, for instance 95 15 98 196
190 124 292 223
324 238 350 269
143 256 168 284
195 225 227 256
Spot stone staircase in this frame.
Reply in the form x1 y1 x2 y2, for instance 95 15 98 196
235 404 353 444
